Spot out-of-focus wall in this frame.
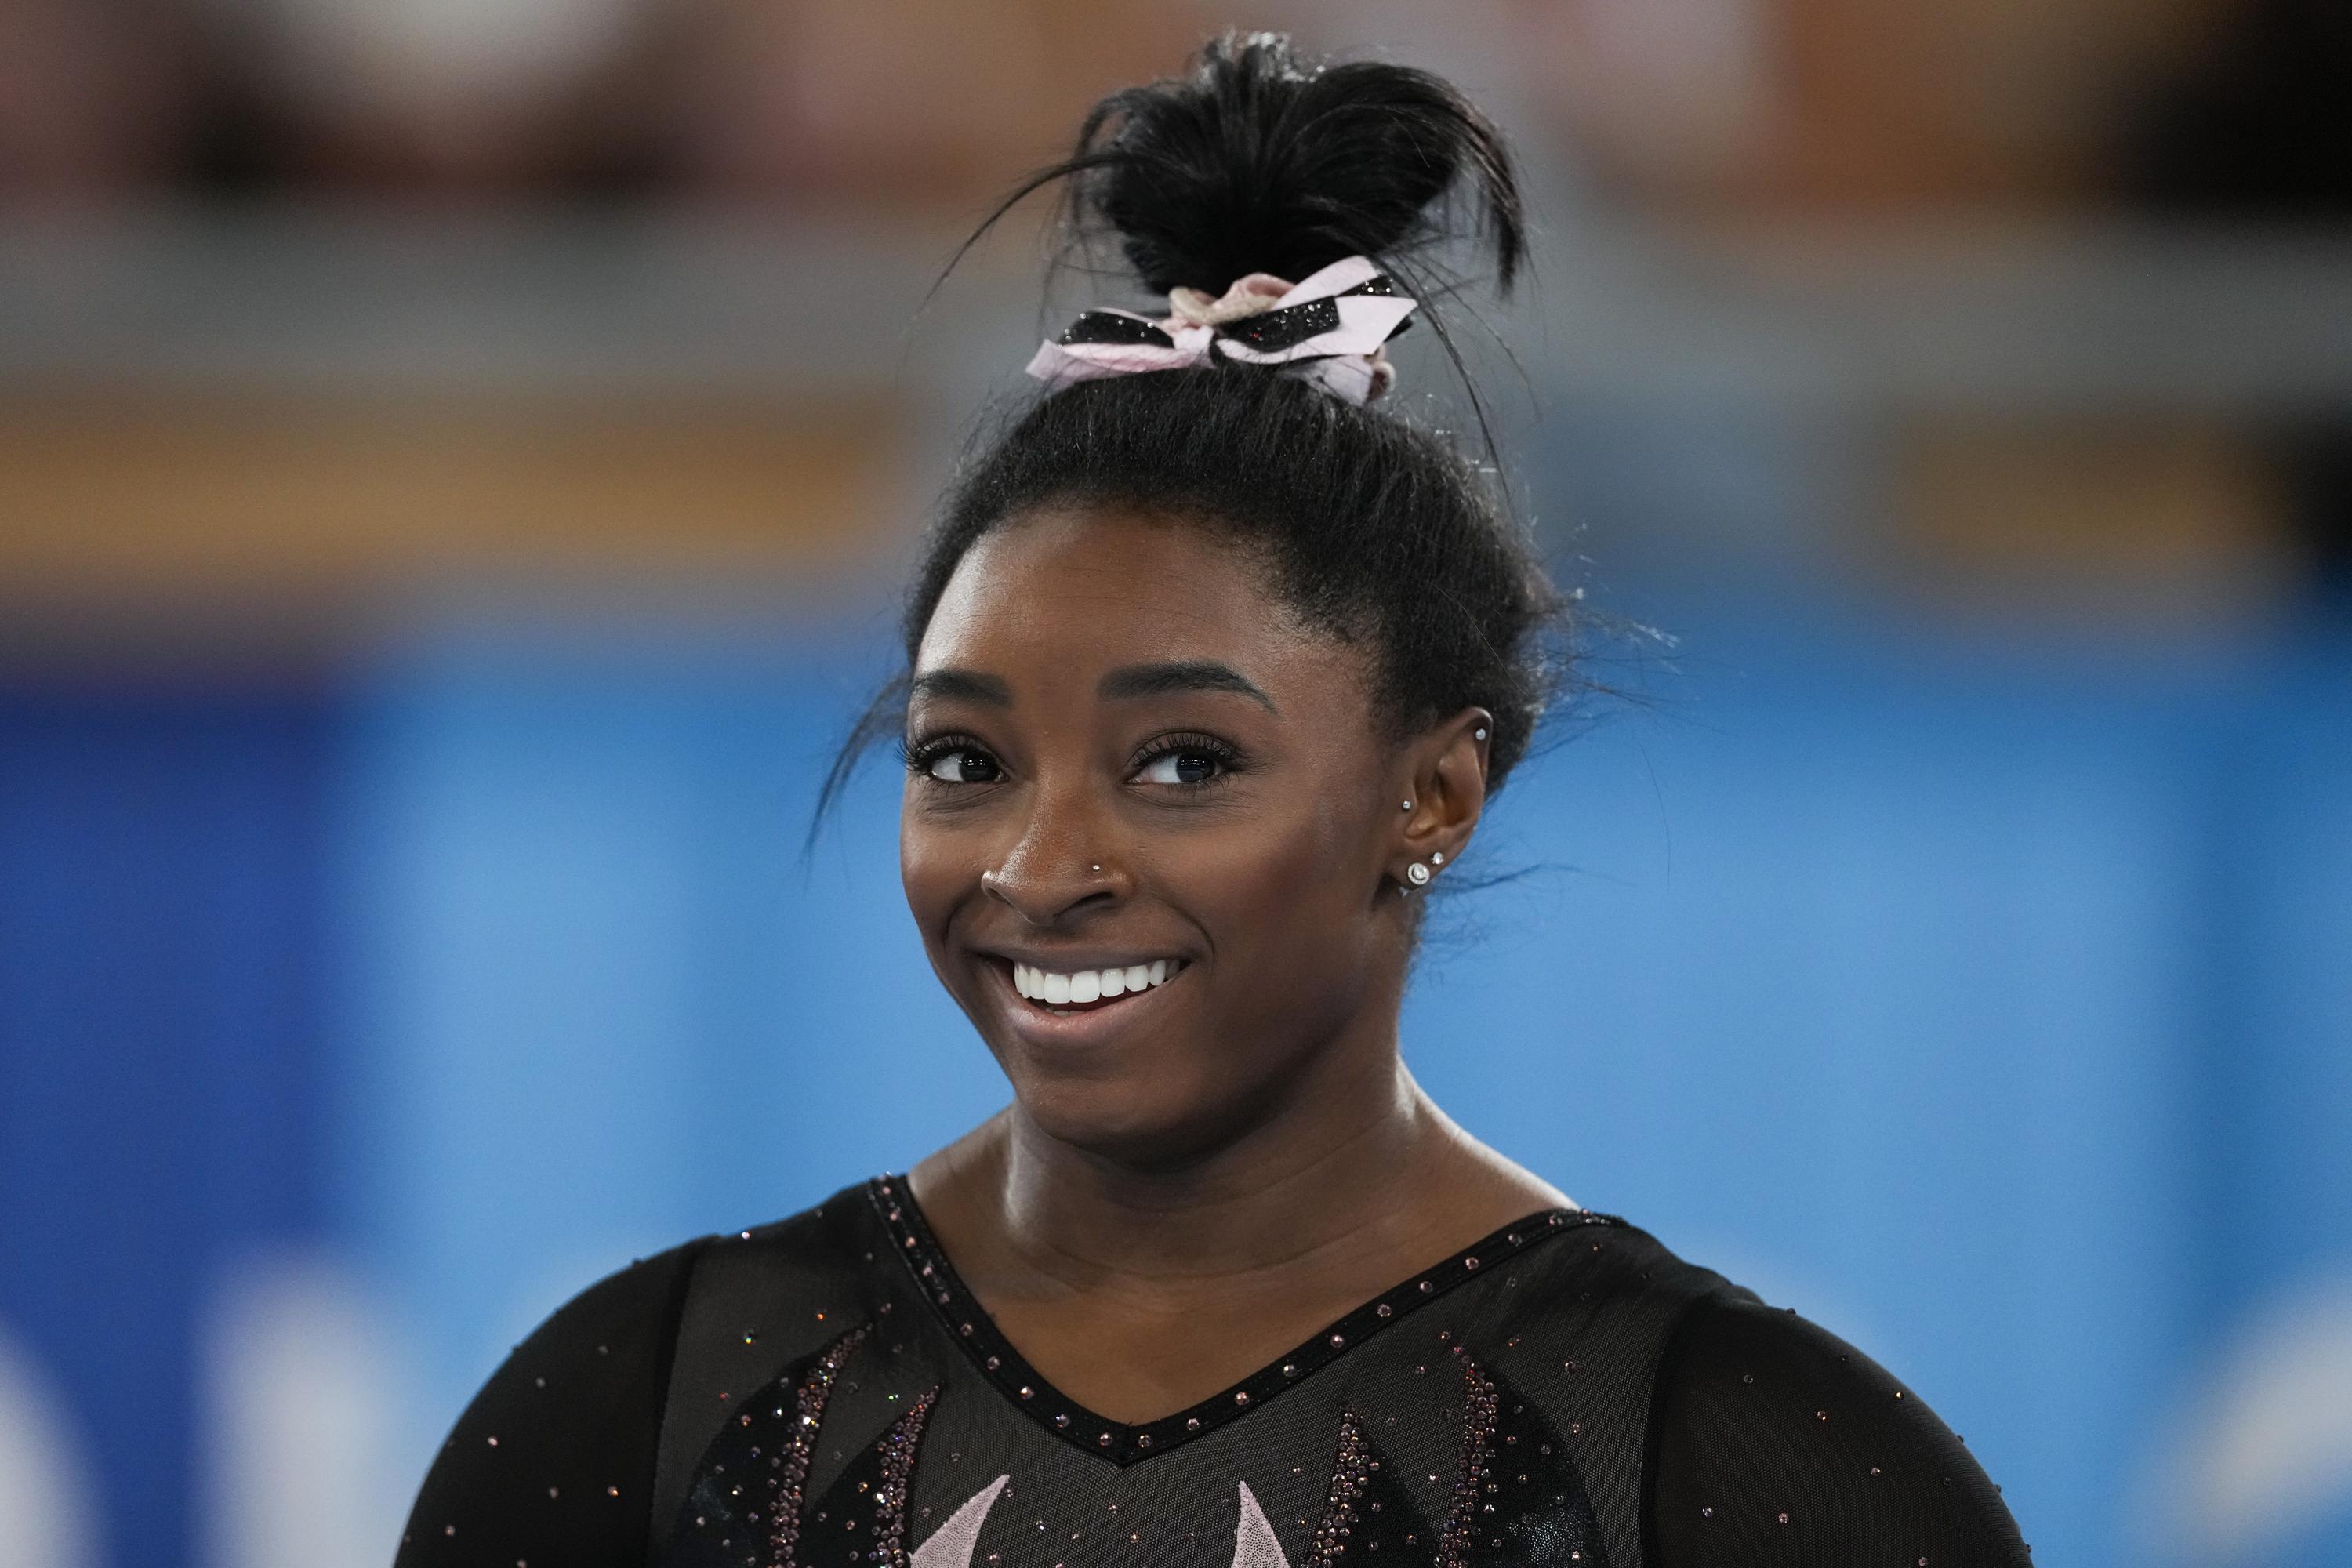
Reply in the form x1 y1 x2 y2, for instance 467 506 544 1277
2 5 2349 1568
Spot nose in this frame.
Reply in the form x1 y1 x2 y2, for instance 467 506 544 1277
980 781 1119 927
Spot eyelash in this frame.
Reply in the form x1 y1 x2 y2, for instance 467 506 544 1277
899 732 993 782
1127 731 1241 788
898 731 1243 789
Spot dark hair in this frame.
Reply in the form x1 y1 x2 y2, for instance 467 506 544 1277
818 32 1574 828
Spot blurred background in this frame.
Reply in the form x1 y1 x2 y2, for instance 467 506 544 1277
2 1 2349 1565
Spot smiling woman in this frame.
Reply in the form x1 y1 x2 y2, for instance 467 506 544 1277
894 502 1500 1174
394 33 2029 1568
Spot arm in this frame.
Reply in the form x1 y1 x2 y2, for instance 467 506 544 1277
1644 1293 2031 1567
394 1239 710 1568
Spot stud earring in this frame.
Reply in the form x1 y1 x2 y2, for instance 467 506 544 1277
1401 800 1413 811
1474 727 1488 741
1430 851 1445 866
1406 862 1432 886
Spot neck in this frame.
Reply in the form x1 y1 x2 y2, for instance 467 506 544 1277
913 1025 1559 1301
1007 1058 1427 1277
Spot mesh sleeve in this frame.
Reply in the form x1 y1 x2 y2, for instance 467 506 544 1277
1644 1292 2031 1567
394 1239 709 1568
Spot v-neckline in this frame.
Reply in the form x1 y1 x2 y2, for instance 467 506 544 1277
865 1173 1621 1468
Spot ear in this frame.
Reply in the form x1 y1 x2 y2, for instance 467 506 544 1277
1389 707 1493 891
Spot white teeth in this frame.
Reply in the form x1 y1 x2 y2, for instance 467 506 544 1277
1011 959 1184 1006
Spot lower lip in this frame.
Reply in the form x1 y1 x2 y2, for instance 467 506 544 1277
991 961 1185 1046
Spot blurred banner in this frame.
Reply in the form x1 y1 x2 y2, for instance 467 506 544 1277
3 4 2349 1567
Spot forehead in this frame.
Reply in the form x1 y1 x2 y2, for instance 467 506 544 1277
917 504 1334 680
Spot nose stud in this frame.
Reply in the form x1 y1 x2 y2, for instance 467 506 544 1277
1401 800 1413 811
1091 864 1102 873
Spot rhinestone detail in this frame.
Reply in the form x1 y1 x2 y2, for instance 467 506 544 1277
1438 1356 1499 1568
1305 1408 1373 1568
865 1176 1621 1467
765 1325 869 1568
870 1388 938 1568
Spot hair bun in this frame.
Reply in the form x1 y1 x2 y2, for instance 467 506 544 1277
1067 32 1524 299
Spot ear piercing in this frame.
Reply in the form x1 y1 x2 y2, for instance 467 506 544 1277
1400 850 1446 891
1409 730 1490 821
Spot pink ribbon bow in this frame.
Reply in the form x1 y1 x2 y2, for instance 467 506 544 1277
1024 255 1418 406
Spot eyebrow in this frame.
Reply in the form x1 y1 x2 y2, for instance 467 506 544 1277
1097 660 1277 713
909 668 1013 706
906 661 1277 713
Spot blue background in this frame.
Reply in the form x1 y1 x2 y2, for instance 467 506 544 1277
3 600 2349 1568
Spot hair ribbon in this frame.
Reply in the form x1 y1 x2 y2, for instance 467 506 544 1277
1024 255 1417 405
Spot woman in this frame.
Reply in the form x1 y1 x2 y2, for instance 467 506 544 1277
397 35 2029 1568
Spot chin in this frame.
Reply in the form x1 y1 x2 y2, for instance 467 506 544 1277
1010 1064 1265 1174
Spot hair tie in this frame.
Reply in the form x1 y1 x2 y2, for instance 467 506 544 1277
1023 255 1417 406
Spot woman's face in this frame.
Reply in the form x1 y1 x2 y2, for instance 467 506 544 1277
901 503 1464 1167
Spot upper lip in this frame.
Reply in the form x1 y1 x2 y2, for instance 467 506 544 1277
977 947 1187 971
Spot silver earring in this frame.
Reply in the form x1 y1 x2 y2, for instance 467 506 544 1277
1406 862 1432 886
1091 864 1102 873
1474 727 1488 741
1401 800 1413 811
1430 851 1445 866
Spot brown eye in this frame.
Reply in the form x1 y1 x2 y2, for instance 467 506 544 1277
926 747 1001 783
1136 749 1222 786
1129 733 1242 785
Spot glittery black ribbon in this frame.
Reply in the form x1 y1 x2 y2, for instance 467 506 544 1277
1054 272 1410 354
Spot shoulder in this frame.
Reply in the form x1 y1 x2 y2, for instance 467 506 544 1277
1501 1213 1756 1363
1494 1218 2028 1565
528 1234 720 1368
502 1179 883 1388
1645 1290 2031 1566
396 1182 883 1567
394 1235 713 1566
1460 1214 1746 1464
512 1178 883 1360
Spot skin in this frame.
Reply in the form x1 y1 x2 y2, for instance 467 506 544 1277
902 501 1570 1425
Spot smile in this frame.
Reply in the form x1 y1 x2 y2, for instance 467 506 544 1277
1009 959 1187 1013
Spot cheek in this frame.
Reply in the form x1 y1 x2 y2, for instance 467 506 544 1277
1185 786 1378 953
898 797 975 943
